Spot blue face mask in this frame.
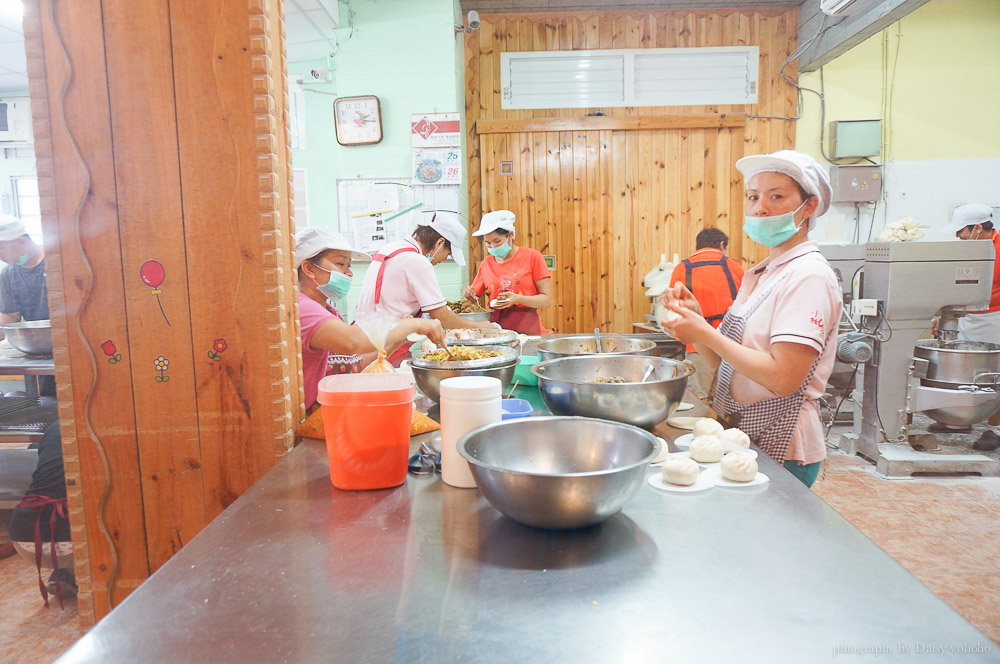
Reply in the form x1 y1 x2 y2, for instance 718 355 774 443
743 202 807 247
487 238 512 259
311 264 352 301
15 255 28 266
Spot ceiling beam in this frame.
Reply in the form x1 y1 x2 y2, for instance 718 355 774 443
796 0 931 72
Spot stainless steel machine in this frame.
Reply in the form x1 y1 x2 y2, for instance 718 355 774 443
855 240 1000 477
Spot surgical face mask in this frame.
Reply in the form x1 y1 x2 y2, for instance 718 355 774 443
15 255 28 266
311 263 352 301
743 201 807 247
487 237 512 259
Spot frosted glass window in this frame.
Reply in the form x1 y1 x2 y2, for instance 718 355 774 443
501 47 758 110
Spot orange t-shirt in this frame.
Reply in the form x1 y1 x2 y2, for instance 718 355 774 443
669 248 745 352
471 246 550 302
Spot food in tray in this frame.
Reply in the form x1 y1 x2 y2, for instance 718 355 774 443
447 300 488 314
718 428 751 449
416 159 443 183
692 418 724 438
448 328 500 340
720 450 758 482
591 376 627 384
420 346 501 362
689 434 725 463
661 456 700 486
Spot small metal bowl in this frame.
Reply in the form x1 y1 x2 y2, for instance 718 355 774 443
456 311 491 323
458 416 660 529
531 355 692 429
535 335 656 362
2 320 52 356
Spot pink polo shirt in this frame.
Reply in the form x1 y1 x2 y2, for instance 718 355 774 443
726 241 843 465
299 293 362 409
355 237 447 318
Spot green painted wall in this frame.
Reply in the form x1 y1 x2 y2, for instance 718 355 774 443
291 0 467 316
796 0 1000 160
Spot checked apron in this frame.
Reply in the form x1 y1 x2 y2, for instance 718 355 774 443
712 260 831 464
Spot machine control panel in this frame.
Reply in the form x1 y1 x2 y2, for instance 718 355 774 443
830 165 882 203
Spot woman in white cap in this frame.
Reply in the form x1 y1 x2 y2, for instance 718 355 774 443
660 150 843 487
355 211 493 366
463 210 552 334
296 227 444 410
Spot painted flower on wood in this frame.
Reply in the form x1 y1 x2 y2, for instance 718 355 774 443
101 340 122 364
208 338 228 362
154 355 170 382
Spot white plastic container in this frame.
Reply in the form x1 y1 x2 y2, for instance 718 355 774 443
440 376 502 488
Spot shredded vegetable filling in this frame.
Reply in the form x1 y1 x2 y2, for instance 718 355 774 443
421 346 501 362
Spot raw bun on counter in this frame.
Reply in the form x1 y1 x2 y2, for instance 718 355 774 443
718 428 751 449
661 456 700 486
720 450 758 482
650 437 670 464
692 418 724 439
689 435 724 463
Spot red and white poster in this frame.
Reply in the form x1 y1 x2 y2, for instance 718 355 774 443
411 113 461 148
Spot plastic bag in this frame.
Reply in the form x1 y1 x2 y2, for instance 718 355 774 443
356 310 398 373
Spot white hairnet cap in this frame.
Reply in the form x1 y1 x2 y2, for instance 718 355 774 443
473 210 516 237
943 203 993 234
294 227 368 268
735 150 832 230
0 215 27 242
423 211 467 266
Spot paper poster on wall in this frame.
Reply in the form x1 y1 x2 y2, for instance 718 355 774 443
413 148 461 185
337 179 460 254
411 113 461 148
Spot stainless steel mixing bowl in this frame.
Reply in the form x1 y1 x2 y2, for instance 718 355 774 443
458 416 660 529
531 355 692 428
2 320 52 356
535 335 655 362
456 311 491 323
406 358 519 402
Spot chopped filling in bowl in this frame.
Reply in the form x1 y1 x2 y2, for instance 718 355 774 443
421 346 501 362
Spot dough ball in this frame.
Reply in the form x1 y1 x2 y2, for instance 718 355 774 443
661 456 700 486
689 435 724 463
660 308 682 324
692 418 724 439
650 437 670 464
718 428 751 449
720 451 758 482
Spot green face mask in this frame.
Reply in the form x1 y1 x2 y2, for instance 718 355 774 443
743 202 807 247
487 238 512 259
15 254 28 266
311 264 352 301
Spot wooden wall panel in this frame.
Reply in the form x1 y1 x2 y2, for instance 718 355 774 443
24 0 299 623
466 9 798 333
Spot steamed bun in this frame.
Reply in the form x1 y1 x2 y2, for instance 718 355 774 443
689 435 724 463
661 456 700 486
720 450 758 482
718 428 751 449
692 418 724 438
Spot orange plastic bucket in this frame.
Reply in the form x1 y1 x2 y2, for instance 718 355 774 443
317 373 415 490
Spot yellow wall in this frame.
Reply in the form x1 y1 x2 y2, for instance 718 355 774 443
796 0 1000 161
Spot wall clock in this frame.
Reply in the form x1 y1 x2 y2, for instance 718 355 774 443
333 95 383 146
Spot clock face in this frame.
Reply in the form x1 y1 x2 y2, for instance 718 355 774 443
334 96 382 145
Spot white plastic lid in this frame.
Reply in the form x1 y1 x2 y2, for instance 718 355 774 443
439 376 502 400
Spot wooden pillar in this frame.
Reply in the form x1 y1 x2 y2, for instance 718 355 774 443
23 0 302 624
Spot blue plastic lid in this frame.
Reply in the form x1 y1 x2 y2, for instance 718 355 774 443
501 398 533 420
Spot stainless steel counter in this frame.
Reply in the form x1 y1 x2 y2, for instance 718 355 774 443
57 434 998 663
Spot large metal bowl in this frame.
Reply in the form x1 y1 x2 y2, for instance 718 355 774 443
406 358 519 402
458 416 660 529
531 355 693 428
2 320 52 356
914 340 1000 385
535 335 655 362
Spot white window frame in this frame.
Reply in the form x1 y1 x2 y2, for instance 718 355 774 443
501 46 759 110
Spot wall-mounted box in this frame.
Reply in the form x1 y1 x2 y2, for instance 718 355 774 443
829 119 881 159
829 164 883 203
